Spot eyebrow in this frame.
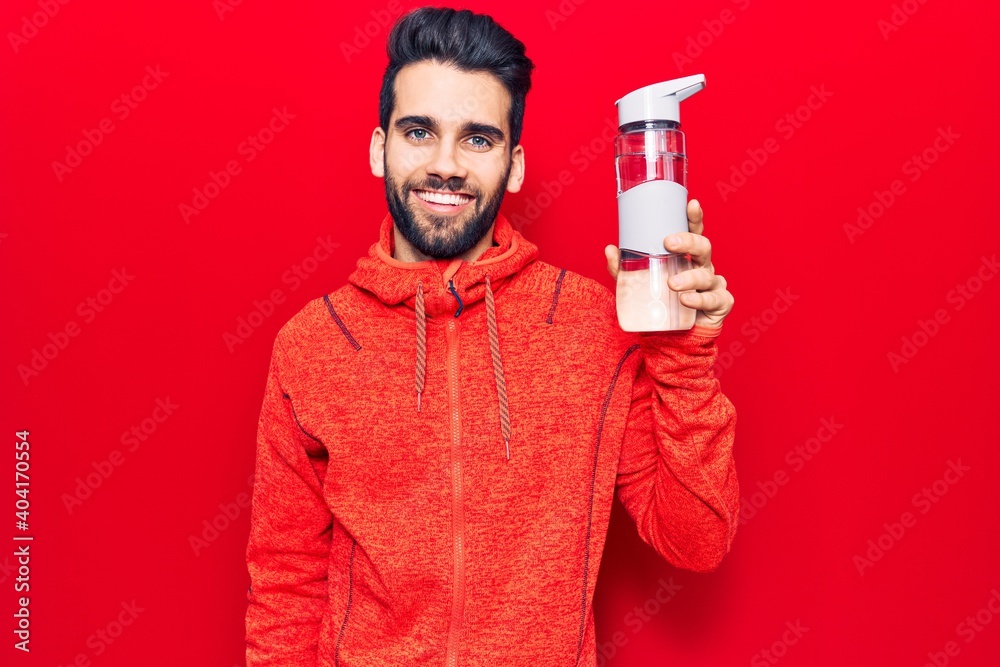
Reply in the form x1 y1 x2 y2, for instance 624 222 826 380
394 115 506 143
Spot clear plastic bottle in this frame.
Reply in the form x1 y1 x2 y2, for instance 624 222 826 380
614 75 705 332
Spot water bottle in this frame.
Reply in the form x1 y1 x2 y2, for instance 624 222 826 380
614 74 705 332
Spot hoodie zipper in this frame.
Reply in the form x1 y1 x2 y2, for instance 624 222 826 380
444 314 465 667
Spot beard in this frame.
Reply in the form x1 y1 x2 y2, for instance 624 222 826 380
384 155 511 259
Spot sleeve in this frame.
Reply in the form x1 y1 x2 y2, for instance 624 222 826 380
614 323 739 573
245 336 333 666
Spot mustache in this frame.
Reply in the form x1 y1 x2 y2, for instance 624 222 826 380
406 177 478 195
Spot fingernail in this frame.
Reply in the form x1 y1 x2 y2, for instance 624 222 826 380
666 235 681 249
671 275 686 289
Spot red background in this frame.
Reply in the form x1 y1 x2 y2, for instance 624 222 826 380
3 0 999 665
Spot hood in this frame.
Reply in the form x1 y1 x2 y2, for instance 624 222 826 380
347 211 540 460
349 211 539 318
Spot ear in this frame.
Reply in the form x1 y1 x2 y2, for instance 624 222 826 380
369 127 386 178
505 143 525 193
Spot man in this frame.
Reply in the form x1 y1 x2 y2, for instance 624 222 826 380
245 6 737 666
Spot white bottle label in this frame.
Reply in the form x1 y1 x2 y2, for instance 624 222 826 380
617 180 689 255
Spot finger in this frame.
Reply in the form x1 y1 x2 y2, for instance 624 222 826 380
688 199 704 235
663 232 712 266
668 267 717 292
605 244 619 280
679 287 734 315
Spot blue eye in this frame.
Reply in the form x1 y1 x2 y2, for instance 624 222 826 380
469 136 490 148
408 129 428 140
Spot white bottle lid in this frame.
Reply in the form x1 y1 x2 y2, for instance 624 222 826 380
615 74 706 128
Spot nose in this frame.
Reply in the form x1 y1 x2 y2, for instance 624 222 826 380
424 136 468 183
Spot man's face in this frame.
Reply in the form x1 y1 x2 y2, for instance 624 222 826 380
370 60 525 259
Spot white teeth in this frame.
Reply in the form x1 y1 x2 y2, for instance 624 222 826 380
415 190 472 206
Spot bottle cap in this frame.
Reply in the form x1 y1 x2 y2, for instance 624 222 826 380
616 74 706 128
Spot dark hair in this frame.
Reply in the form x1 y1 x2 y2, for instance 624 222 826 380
379 7 534 149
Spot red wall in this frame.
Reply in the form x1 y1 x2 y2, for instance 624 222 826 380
3 0 999 664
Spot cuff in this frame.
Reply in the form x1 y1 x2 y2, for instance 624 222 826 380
638 322 723 341
636 323 721 372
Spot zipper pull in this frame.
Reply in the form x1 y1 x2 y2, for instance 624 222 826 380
447 280 464 317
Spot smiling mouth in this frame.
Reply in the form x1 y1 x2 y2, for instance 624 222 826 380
412 189 475 211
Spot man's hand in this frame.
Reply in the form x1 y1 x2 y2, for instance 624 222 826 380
604 199 734 329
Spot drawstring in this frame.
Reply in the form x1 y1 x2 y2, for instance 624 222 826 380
485 275 512 460
415 281 426 412
447 280 464 316
412 275 512 461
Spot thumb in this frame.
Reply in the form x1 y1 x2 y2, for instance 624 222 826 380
605 245 620 280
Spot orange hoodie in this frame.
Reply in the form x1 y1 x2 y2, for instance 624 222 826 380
245 212 739 666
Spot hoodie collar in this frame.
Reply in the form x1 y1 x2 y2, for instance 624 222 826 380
348 211 539 318
348 211 538 461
